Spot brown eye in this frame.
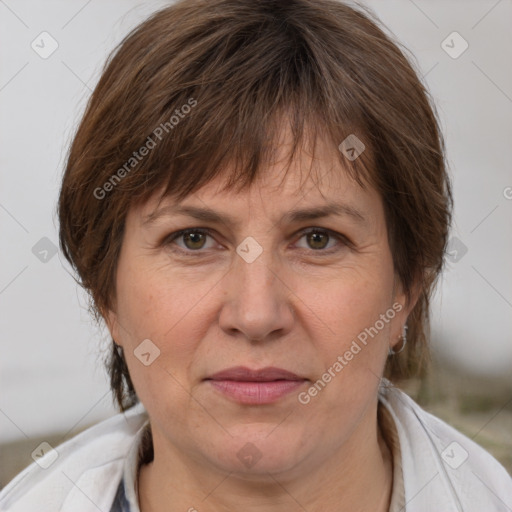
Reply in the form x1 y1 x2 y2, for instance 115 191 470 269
163 227 349 257
164 228 215 254
306 231 330 250
182 231 207 250
296 228 347 253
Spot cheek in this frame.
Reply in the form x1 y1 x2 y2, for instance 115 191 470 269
336 284 391 337
114 260 222 399
302 259 395 392
313 290 391 383
309 262 394 340
114 262 208 409
115 259 203 342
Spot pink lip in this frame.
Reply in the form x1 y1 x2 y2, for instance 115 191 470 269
205 366 307 405
208 366 303 381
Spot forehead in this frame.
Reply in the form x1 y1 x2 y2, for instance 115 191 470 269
133 124 379 227
135 172 380 239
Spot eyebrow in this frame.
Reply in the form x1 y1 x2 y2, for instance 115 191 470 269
142 201 368 228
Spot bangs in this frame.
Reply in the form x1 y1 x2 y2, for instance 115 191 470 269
90 2 374 212
138 103 372 211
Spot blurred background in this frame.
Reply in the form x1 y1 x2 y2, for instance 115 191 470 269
1 0 511 488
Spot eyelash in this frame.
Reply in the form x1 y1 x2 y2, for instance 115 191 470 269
162 227 352 257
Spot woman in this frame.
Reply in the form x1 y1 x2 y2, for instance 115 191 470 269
1 0 511 511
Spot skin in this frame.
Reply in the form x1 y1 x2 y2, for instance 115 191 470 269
106 126 418 512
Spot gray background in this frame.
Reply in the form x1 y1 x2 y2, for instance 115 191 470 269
1 0 511 447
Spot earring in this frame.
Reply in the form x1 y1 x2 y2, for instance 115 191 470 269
389 324 407 356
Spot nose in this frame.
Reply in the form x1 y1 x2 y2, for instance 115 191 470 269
218 248 295 343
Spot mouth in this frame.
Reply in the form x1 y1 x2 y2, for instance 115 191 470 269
204 366 308 405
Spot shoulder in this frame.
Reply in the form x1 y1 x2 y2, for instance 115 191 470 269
379 381 512 512
0 402 148 512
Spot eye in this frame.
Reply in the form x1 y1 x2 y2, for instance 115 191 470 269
164 228 216 253
295 228 349 253
162 227 350 257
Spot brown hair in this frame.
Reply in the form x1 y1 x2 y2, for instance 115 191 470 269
58 0 453 411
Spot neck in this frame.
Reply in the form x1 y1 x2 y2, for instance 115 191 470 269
138 405 393 512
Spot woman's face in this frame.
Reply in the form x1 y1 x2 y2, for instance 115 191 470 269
107 131 411 479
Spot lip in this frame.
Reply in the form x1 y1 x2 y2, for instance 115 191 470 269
205 366 307 405
207 366 303 382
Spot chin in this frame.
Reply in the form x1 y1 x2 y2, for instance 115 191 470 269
203 427 309 477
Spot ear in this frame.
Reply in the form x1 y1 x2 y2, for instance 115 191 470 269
103 307 122 347
390 273 422 350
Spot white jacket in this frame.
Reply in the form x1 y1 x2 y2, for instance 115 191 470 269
1 383 511 511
